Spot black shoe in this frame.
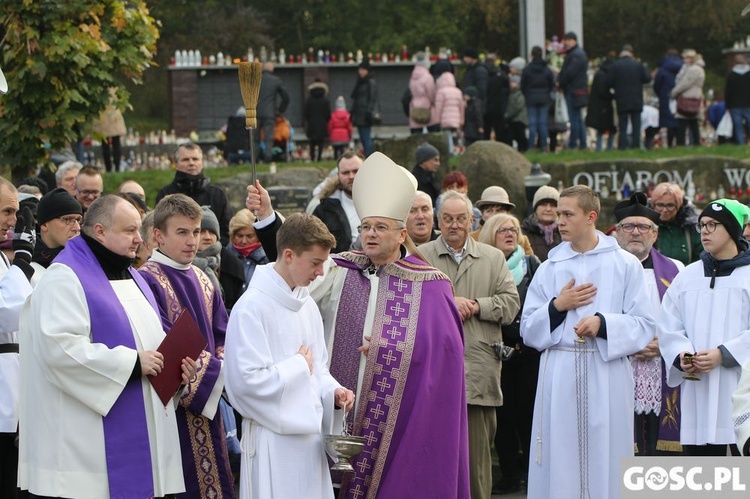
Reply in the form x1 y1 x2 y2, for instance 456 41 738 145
492 480 521 495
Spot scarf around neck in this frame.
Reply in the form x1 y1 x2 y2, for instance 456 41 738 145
233 241 262 258
196 241 222 273
539 221 558 246
506 245 526 285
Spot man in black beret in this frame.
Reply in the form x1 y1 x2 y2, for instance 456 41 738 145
614 192 684 456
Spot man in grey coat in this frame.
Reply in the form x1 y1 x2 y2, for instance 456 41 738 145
257 62 290 162
419 191 520 499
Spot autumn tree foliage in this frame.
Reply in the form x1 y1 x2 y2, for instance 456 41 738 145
0 1 159 180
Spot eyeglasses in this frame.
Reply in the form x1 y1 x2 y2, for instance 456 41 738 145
440 215 469 226
653 202 677 211
696 221 722 233
357 224 404 234
78 189 101 198
496 227 519 235
617 223 654 233
59 215 83 226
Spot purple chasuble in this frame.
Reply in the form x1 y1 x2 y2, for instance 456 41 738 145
332 253 471 499
650 248 682 452
54 236 156 499
138 259 234 499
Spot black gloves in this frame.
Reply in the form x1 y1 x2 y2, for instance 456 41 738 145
11 207 36 282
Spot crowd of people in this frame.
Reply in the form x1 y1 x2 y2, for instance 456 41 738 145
3 135 750 499
288 33 750 161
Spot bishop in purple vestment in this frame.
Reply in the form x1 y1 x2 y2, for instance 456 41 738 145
309 152 471 499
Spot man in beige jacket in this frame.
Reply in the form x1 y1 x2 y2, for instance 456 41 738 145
419 190 520 499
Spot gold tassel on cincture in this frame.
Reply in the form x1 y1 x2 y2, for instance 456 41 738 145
238 61 263 186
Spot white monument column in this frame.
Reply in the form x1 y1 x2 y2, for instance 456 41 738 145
564 0 584 47
524 0 546 58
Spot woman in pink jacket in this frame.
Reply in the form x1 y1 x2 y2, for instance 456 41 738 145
435 71 465 153
409 52 439 134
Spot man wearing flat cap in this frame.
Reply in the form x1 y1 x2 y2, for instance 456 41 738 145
470 186 535 254
613 193 684 456
310 152 470 498
658 198 750 457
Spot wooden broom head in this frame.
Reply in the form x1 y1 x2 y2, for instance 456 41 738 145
238 61 263 128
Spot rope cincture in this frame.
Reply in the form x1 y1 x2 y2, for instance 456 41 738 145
574 337 592 499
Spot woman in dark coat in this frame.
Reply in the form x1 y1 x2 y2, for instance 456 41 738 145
653 50 683 147
303 80 331 162
521 46 555 152
349 60 378 156
586 57 616 151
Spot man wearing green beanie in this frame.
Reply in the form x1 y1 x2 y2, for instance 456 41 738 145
658 198 750 456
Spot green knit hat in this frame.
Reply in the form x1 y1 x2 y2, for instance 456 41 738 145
699 198 748 244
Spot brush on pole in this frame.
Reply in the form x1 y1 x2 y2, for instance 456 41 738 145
238 61 263 186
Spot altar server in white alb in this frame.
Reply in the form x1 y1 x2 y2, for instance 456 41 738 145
18 195 194 498
660 198 750 456
224 212 355 499
521 185 654 499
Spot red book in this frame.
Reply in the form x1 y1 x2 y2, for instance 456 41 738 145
149 309 207 406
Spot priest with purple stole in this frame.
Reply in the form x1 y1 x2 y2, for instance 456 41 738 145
18 195 191 498
139 194 235 499
309 152 471 498
613 193 684 455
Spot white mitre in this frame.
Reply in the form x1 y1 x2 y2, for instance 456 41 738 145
353 152 417 223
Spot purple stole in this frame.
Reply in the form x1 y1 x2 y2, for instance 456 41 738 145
55 236 159 498
328 257 370 430
138 260 233 499
333 254 425 499
650 248 683 452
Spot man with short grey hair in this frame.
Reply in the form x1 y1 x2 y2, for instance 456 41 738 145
419 190 520 499
406 191 438 245
156 142 232 244
55 160 81 195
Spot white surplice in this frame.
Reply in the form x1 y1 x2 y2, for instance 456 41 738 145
521 233 654 499
0 254 33 433
659 259 750 445
224 264 343 499
17 264 184 498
